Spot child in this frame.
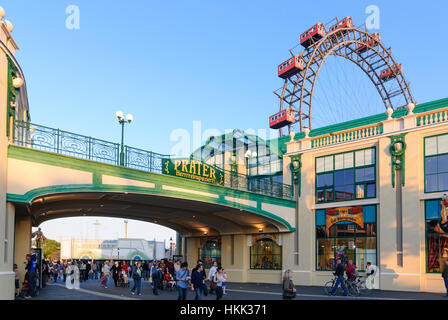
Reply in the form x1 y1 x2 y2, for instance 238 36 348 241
222 268 227 294
13 264 20 297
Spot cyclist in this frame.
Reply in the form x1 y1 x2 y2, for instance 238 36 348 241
330 259 348 296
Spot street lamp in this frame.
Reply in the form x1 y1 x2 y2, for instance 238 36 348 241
244 150 257 176
117 247 120 260
169 237 173 259
116 110 133 166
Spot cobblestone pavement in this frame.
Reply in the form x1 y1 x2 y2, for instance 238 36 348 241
15 278 448 300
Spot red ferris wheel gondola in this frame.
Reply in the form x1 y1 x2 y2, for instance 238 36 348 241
328 16 353 36
380 63 402 82
278 56 305 79
300 23 326 48
269 108 296 129
357 32 381 53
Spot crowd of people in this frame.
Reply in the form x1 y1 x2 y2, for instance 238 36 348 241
15 253 228 300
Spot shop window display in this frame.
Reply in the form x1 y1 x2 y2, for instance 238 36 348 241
316 205 377 271
250 236 282 270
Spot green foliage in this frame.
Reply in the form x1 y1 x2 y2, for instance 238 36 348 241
41 239 61 260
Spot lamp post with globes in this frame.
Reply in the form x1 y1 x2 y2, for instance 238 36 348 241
116 111 133 166
244 149 257 191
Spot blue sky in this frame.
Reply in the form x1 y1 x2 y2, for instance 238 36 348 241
4 0 447 243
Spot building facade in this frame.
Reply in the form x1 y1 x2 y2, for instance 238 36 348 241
181 98 448 293
60 238 166 261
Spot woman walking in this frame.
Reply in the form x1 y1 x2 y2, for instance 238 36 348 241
131 261 143 296
213 267 225 300
282 269 296 300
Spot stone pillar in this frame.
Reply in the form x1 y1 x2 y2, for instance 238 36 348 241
13 213 31 290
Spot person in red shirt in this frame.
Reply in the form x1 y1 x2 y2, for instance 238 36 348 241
121 261 129 275
345 259 356 282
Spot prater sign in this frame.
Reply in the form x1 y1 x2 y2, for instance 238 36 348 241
162 158 224 185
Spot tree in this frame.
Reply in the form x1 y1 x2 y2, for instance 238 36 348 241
33 239 61 261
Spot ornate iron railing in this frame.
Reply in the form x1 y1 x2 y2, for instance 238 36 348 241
12 121 293 200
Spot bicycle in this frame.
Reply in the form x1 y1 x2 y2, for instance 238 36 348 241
324 276 351 296
350 276 373 296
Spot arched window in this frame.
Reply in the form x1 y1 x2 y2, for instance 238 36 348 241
250 238 282 270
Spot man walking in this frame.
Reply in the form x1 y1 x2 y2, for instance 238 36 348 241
151 261 161 295
330 259 348 296
176 262 189 300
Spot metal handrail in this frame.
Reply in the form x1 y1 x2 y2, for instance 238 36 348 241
12 120 293 200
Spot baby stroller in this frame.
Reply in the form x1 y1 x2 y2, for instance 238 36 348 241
163 273 176 291
19 279 29 298
117 270 129 288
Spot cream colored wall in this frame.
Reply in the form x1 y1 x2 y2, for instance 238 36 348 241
280 116 448 293
7 158 93 195
0 30 15 300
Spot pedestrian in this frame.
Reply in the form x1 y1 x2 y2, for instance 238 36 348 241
174 259 181 274
13 264 20 297
111 261 121 287
330 259 348 296
151 261 161 295
63 261 68 283
213 267 224 300
131 261 143 296
176 262 190 300
92 261 97 279
52 262 59 283
143 261 149 281
72 261 80 289
24 252 37 299
208 261 218 294
222 268 227 295
65 262 74 289
102 260 111 288
365 262 377 289
282 269 296 300
86 260 91 280
41 260 48 288
191 264 205 300
442 259 448 297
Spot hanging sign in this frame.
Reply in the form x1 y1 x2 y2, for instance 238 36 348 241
162 158 224 185
326 206 364 229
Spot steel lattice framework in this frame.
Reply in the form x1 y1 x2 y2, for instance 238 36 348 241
274 24 416 136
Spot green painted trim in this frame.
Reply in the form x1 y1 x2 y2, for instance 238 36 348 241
6 184 296 232
389 134 407 188
8 144 295 207
6 55 20 137
270 97 448 154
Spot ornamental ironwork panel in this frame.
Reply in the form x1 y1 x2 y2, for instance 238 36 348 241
12 121 294 200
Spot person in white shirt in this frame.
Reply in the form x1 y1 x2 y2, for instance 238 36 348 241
365 262 377 289
208 261 218 294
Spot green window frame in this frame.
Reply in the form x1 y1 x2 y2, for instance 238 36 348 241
315 205 378 271
424 134 448 193
315 147 376 204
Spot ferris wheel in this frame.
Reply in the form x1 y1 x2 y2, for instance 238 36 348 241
269 16 416 136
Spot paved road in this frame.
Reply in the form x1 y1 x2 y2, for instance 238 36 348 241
16 278 448 300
